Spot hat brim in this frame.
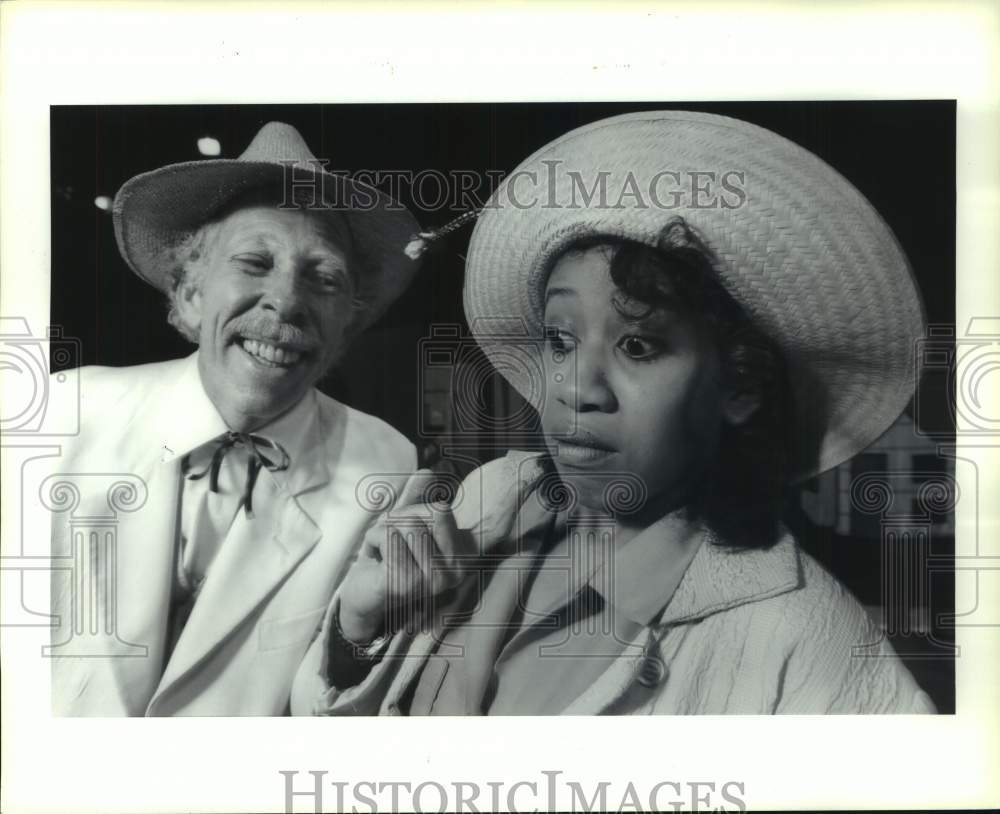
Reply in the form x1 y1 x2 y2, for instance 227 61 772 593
463 111 927 481
113 160 421 331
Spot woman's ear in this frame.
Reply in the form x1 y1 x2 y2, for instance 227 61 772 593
723 387 761 427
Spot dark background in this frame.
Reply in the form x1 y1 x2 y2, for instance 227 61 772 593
51 101 956 710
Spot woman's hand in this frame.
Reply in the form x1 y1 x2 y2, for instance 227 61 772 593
336 469 472 643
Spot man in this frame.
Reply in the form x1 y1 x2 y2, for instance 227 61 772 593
48 121 421 716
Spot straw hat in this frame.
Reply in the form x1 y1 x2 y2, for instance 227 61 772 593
464 111 926 480
113 121 421 330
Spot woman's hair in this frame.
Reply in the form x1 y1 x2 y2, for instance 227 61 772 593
555 217 791 549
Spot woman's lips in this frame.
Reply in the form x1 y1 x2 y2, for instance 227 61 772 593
552 437 616 466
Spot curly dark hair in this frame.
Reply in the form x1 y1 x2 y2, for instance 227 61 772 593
555 217 791 549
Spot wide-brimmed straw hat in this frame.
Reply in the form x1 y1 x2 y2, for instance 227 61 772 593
464 110 926 481
113 121 421 330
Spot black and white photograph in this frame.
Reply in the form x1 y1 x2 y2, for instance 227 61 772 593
2 3 997 813
45 101 956 718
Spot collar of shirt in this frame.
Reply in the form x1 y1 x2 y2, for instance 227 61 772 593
496 452 802 628
545 510 801 630
159 351 322 494
579 509 707 627
516 507 704 630
659 526 801 626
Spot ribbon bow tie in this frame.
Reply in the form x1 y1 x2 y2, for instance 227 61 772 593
181 431 291 518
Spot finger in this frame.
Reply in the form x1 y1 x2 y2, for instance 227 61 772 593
467 466 541 549
382 526 423 600
358 512 396 563
414 505 468 592
392 512 462 595
430 502 476 574
362 498 434 561
400 518 435 587
394 468 438 511
382 527 432 630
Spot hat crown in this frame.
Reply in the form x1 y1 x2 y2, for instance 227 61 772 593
237 121 319 166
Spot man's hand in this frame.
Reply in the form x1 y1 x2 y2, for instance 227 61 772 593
337 469 472 644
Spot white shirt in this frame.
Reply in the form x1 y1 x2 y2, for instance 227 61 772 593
177 394 316 596
164 363 322 662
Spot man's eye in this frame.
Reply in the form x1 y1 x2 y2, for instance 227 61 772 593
233 253 270 271
619 334 663 361
313 271 349 293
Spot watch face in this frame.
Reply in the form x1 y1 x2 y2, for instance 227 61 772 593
362 634 392 659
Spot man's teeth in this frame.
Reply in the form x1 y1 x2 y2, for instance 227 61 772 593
241 338 302 366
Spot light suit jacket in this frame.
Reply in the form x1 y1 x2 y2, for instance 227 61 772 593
48 353 415 716
292 452 936 715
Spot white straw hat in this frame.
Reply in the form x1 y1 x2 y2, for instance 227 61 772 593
463 110 926 480
113 121 421 330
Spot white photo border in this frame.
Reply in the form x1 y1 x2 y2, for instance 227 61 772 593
1 2 998 812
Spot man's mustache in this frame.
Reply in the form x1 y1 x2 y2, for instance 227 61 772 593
229 316 318 351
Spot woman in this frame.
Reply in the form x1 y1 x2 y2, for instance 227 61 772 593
292 110 934 715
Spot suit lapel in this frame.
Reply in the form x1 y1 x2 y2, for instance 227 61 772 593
150 399 333 707
152 485 321 699
105 455 182 714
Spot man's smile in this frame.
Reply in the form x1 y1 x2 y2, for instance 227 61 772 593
238 337 306 368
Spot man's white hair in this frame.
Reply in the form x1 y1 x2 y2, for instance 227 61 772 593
164 221 222 343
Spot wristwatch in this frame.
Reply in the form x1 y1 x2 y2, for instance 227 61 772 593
326 599 392 688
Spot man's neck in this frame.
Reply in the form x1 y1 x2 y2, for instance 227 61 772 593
218 402 301 435
196 364 298 434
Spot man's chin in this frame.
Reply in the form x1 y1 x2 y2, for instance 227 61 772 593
225 388 304 429
222 361 318 427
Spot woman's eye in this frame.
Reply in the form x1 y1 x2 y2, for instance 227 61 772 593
544 327 575 353
619 334 663 361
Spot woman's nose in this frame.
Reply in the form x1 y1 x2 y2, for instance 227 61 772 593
555 344 617 413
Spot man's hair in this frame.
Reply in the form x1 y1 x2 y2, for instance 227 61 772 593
165 223 219 343
554 217 791 549
162 186 369 347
